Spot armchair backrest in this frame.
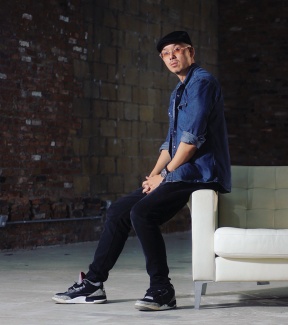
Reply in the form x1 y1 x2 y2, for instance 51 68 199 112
218 166 288 229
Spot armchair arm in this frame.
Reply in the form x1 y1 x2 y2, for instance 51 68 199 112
190 189 218 281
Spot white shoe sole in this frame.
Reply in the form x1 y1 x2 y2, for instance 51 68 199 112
135 300 176 311
52 296 107 304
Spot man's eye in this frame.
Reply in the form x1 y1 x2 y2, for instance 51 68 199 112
163 51 169 56
174 48 181 53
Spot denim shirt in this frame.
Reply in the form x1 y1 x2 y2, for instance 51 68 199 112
160 64 231 193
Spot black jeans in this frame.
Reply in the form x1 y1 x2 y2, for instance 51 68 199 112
86 181 219 289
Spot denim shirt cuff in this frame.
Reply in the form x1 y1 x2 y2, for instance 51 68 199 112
159 141 169 152
181 131 206 148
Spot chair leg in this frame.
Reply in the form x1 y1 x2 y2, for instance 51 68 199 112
194 281 207 309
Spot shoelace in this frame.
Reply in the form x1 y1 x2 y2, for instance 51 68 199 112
145 288 168 299
68 280 86 292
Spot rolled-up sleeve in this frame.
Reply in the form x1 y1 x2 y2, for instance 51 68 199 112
159 141 169 151
180 131 206 148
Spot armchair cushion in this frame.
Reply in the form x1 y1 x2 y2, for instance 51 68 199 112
218 166 288 229
192 166 288 308
214 227 288 258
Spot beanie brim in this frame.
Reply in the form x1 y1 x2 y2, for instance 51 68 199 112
156 31 193 52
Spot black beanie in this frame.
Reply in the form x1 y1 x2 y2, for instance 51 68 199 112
156 31 193 52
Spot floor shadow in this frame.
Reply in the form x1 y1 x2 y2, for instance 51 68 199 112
107 298 138 304
193 285 288 309
200 298 288 309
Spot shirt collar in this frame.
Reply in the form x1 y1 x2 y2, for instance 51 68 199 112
176 63 198 89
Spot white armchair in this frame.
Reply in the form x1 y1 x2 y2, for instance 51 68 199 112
189 166 288 309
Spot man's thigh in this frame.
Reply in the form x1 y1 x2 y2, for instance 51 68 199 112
107 187 145 220
131 182 200 225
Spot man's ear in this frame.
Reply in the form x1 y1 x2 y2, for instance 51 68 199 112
190 47 195 58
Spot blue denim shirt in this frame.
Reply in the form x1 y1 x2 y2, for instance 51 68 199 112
160 64 231 193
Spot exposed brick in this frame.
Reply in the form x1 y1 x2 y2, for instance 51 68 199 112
139 105 154 122
116 121 132 138
98 157 116 174
108 175 124 194
93 62 108 80
218 0 288 165
124 103 139 121
107 101 124 119
72 138 89 156
51 202 68 219
117 84 132 102
100 120 117 137
100 81 117 100
87 157 98 175
73 98 91 117
116 157 133 174
101 46 117 64
107 138 122 156
132 86 148 105
73 59 90 79
1 0 220 248
118 48 133 65
123 139 139 156
124 175 140 193
122 67 139 86
92 100 108 119
9 199 31 221
0 200 9 215
73 176 90 196
90 175 108 196
131 121 148 138
89 137 107 156
83 197 103 216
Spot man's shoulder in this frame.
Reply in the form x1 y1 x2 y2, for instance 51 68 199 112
192 66 214 79
190 66 219 86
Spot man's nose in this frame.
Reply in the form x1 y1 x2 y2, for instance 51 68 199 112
169 52 176 59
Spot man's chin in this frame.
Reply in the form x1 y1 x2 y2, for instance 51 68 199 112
169 67 180 74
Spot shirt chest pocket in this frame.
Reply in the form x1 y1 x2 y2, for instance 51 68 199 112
177 101 189 130
177 102 188 110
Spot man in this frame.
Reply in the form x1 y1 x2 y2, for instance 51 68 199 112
52 31 231 311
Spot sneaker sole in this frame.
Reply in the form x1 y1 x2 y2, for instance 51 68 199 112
52 296 107 304
134 300 177 311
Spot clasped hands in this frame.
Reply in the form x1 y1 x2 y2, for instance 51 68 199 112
142 174 163 194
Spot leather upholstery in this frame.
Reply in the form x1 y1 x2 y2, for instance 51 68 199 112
190 166 288 283
215 227 288 258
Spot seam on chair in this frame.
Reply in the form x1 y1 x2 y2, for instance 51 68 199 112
273 166 276 228
245 166 249 228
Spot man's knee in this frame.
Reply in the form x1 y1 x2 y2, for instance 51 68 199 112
105 200 131 227
130 203 159 229
130 204 144 228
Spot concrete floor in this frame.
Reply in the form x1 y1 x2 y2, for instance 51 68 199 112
1 231 288 325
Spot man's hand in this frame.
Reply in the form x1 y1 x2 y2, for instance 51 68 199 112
142 175 163 194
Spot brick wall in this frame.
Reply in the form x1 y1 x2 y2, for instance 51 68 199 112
218 0 288 165
0 0 102 248
80 0 219 201
0 0 218 248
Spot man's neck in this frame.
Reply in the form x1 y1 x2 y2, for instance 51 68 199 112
176 63 196 83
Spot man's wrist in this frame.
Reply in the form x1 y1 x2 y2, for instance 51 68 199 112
160 165 171 178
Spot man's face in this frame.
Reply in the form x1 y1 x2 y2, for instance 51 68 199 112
160 43 195 79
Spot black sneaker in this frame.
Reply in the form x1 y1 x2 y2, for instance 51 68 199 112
135 285 176 311
52 274 107 304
